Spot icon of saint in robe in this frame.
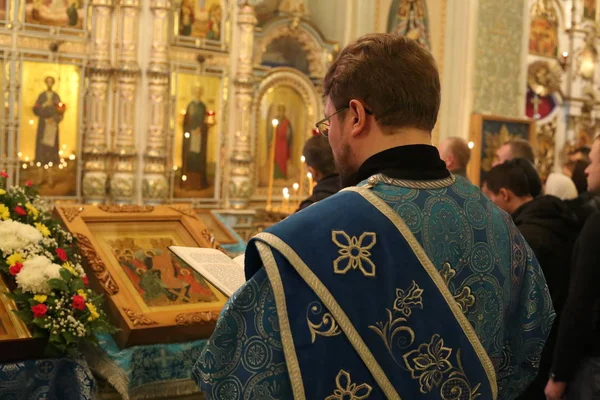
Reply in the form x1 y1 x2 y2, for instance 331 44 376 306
206 4 221 40
182 85 209 189
33 76 63 165
179 0 194 36
268 104 293 179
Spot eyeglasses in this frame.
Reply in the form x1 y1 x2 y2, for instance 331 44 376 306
315 106 373 137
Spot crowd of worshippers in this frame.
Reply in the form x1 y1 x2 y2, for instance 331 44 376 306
296 133 600 400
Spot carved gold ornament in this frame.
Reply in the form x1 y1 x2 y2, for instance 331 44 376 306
97 204 154 213
60 206 84 223
123 308 159 326
527 60 562 97
75 233 119 295
175 311 219 326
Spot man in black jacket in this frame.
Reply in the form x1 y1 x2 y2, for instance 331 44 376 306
483 159 580 400
296 135 341 212
546 137 600 400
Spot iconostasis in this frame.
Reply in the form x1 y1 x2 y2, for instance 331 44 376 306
0 0 338 210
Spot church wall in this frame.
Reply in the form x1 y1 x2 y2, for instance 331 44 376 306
472 0 528 118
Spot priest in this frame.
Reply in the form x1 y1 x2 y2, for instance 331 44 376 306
193 34 553 400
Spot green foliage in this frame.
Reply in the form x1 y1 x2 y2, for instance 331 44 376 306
48 278 69 292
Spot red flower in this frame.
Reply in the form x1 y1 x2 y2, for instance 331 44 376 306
55 248 67 262
82 275 88 286
72 295 86 311
25 180 32 187
9 263 23 276
14 206 26 216
31 304 48 318
0 171 7 178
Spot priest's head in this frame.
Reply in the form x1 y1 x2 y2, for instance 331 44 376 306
320 34 440 185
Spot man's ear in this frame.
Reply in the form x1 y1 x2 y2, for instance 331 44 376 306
348 99 368 138
499 188 511 203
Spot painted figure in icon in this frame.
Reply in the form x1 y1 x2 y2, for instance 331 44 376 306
112 238 217 306
182 85 209 189
34 76 64 165
268 104 293 179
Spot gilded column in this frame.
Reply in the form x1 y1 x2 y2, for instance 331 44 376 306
228 3 257 209
111 0 140 203
142 0 171 203
82 0 113 203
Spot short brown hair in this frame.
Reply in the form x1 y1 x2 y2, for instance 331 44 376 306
303 136 337 176
505 139 535 164
323 34 440 132
446 137 471 169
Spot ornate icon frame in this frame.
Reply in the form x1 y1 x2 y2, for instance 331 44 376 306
55 204 226 348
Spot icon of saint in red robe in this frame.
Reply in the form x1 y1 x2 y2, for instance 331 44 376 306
268 104 293 179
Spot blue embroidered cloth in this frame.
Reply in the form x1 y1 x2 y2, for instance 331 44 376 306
0 357 95 399
85 333 208 399
193 176 554 400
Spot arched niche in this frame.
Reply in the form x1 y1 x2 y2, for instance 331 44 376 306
254 16 338 79
251 67 322 198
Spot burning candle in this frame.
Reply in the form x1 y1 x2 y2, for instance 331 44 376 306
266 119 280 211
284 192 290 213
307 172 313 195
281 187 289 211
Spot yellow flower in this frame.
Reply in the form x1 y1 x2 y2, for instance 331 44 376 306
33 295 47 303
0 189 5 195
25 203 39 220
34 223 50 238
62 262 76 275
86 303 99 321
0 204 9 220
6 253 23 266
77 289 87 300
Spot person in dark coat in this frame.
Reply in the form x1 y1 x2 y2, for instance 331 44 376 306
546 137 600 400
296 135 341 212
483 158 580 400
564 159 600 228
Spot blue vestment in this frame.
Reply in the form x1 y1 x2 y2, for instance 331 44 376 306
193 175 554 399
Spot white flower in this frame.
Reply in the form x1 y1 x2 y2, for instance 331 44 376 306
15 256 62 294
0 220 43 255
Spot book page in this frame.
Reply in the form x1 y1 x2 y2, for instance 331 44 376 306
169 246 245 297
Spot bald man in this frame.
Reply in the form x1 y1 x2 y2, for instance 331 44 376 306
438 137 471 180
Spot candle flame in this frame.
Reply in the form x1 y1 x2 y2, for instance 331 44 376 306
307 172 312 179
468 141 475 149
293 183 299 190
284 192 290 199
272 119 279 127
301 155 306 163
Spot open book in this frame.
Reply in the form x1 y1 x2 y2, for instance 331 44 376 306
169 246 246 297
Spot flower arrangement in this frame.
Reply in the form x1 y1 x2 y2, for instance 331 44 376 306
0 173 115 355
